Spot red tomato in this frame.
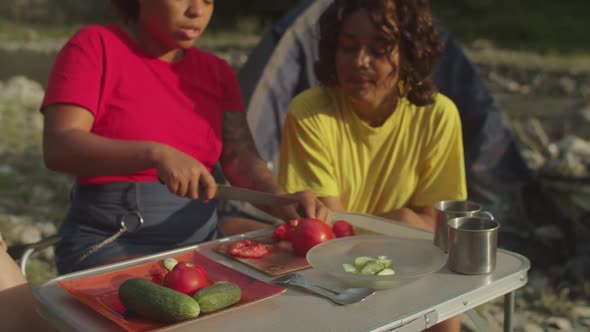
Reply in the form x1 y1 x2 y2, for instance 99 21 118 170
272 223 296 241
287 219 300 228
186 263 207 278
291 218 334 256
332 220 355 238
228 240 270 258
162 262 208 296
272 224 289 241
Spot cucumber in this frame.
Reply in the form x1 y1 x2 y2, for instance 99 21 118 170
353 256 374 269
118 278 200 323
342 263 358 273
360 261 384 275
375 257 392 268
163 258 178 271
344 255 396 275
377 268 395 275
193 282 242 313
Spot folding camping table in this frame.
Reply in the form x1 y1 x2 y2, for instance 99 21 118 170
34 212 530 332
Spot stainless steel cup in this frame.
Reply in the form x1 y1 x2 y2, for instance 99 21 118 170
447 217 500 275
433 200 494 252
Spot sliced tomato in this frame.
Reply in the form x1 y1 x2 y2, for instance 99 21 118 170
273 224 296 241
272 219 299 241
228 240 270 258
273 224 289 241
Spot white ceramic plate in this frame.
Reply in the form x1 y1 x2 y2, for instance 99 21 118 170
306 235 447 289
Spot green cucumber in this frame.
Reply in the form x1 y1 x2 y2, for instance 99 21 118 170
118 278 200 323
163 258 178 271
353 256 374 269
360 261 384 275
193 282 242 313
344 255 396 275
375 257 392 268
377 268 395 275
342 263 358 273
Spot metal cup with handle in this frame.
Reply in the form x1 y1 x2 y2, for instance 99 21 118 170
433 200 494 252
447 216 500 274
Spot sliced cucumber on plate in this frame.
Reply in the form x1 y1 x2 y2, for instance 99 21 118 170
342 255 395 275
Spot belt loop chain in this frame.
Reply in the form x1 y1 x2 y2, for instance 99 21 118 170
73 183 145 267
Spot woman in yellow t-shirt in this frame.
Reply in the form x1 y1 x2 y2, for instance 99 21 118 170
279 0 466 230
279 0 467 232
279 2 466 331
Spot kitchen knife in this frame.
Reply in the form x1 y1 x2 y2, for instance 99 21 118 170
214 184 299 207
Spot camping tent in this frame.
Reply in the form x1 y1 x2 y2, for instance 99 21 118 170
236 0 532 213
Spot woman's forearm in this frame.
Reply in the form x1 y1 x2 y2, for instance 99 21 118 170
220 112 283 194
43 104 166 177
44 129 163 177
378 207 435 232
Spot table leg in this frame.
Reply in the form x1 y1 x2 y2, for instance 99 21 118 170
503 291 515 332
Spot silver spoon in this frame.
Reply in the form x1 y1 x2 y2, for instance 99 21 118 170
272 273 375 305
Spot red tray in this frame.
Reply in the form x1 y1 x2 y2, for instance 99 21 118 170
58 251 286 332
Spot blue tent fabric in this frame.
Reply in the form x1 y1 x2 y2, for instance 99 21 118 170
432 29 531 183
237 0 532 209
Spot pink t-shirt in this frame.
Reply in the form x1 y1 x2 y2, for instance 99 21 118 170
42 24 244 185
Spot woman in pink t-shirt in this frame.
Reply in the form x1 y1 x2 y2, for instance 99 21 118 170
41 0 329 274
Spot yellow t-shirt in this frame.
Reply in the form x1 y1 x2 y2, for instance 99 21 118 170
278 86 467 215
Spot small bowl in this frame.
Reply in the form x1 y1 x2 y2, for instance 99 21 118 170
306 235 446 290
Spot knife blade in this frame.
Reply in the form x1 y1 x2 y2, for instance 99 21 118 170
159 177 297 207
215 184 299 207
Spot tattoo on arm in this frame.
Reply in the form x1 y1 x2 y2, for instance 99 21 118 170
220 112 281 193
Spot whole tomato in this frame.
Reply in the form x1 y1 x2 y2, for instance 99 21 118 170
291 218 334 256
162 262 208 296
332 220 355 238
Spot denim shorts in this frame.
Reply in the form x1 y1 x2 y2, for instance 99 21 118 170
55 181 219 274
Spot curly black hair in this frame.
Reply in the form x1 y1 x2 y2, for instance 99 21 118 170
315 0 443 106
108 0 140 22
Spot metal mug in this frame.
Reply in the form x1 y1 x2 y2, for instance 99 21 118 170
433 200 494 252
447 216 500 275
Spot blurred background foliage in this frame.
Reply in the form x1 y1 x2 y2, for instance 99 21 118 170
430 0 590 54
0 0 588 54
